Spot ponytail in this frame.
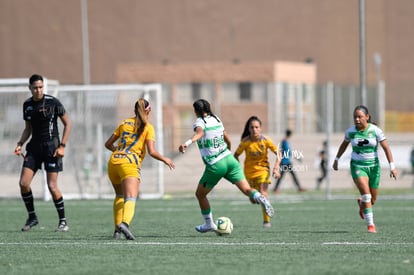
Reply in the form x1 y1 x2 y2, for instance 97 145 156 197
134 98 150 136
193 99 220 124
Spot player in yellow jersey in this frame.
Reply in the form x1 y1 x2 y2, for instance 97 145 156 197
105 98 175 240
234 116 281 228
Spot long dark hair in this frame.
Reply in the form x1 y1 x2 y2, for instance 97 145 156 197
134 98 151 136
241 116 262 140
192 99 220 123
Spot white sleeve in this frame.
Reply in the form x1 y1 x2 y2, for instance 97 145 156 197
193 117 205 131
374 125 386 142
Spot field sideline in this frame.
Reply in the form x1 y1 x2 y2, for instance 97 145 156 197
0 196 413 275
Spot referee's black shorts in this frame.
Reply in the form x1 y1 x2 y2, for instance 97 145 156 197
23 140 63 173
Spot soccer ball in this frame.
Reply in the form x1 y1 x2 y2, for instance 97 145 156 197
215 217 233 235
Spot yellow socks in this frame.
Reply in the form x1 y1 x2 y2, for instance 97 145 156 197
122 199 136 226
113 195 124 231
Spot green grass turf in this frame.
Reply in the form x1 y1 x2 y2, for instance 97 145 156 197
0 196 413 275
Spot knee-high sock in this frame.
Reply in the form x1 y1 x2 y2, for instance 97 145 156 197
250 189 259 201
22 190 36 219
201 208 214 225
113 195 124 230
364 207 374 225
122 198 136 226
262 207 271 223
53 197 66 222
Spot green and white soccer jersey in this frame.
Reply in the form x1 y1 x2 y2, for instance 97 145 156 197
193 115 231 165
345 123 386 167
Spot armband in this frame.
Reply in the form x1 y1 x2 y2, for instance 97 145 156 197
389 162 396 170
335 157 339 161
184 139 192 147
59 143 66 148
17 141 23 147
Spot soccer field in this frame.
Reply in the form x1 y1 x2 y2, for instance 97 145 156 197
0 196 413 275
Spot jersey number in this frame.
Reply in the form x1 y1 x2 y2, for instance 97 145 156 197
119 132 138 152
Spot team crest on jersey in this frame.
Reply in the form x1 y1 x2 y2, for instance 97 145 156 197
356 138 369 146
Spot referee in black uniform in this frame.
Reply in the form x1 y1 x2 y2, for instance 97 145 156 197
14 74 72 232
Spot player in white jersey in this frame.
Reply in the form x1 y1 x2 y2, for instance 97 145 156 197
332 105 397 233
179 99 274 233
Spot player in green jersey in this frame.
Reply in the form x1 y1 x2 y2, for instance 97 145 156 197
332 105 397 233
179 99 274 233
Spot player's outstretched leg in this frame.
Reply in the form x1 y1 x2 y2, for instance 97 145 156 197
255 194 274 218
235 180 275 218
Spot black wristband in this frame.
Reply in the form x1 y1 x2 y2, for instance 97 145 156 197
59 143 66 148
17 141 23 147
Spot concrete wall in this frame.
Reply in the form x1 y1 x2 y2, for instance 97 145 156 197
1 0 414 112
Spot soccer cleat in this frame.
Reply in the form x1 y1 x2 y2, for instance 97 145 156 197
56 221 69 232
195 223 217 233
256 195 274 218
263 222 272 228
118 222 135 240
367 224 377 233
112 230 122 239
357 198 365 220
21 218 39 231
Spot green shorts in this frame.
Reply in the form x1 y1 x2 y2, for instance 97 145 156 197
350 161 381 189
199 154 246 189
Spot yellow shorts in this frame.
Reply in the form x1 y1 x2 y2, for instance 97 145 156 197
107 154 141 184
248 173 271 190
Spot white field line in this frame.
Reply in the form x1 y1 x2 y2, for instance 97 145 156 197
0 241 413 246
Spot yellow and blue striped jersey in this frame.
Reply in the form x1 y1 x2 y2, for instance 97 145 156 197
235 135 278 179
112 117 155 164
